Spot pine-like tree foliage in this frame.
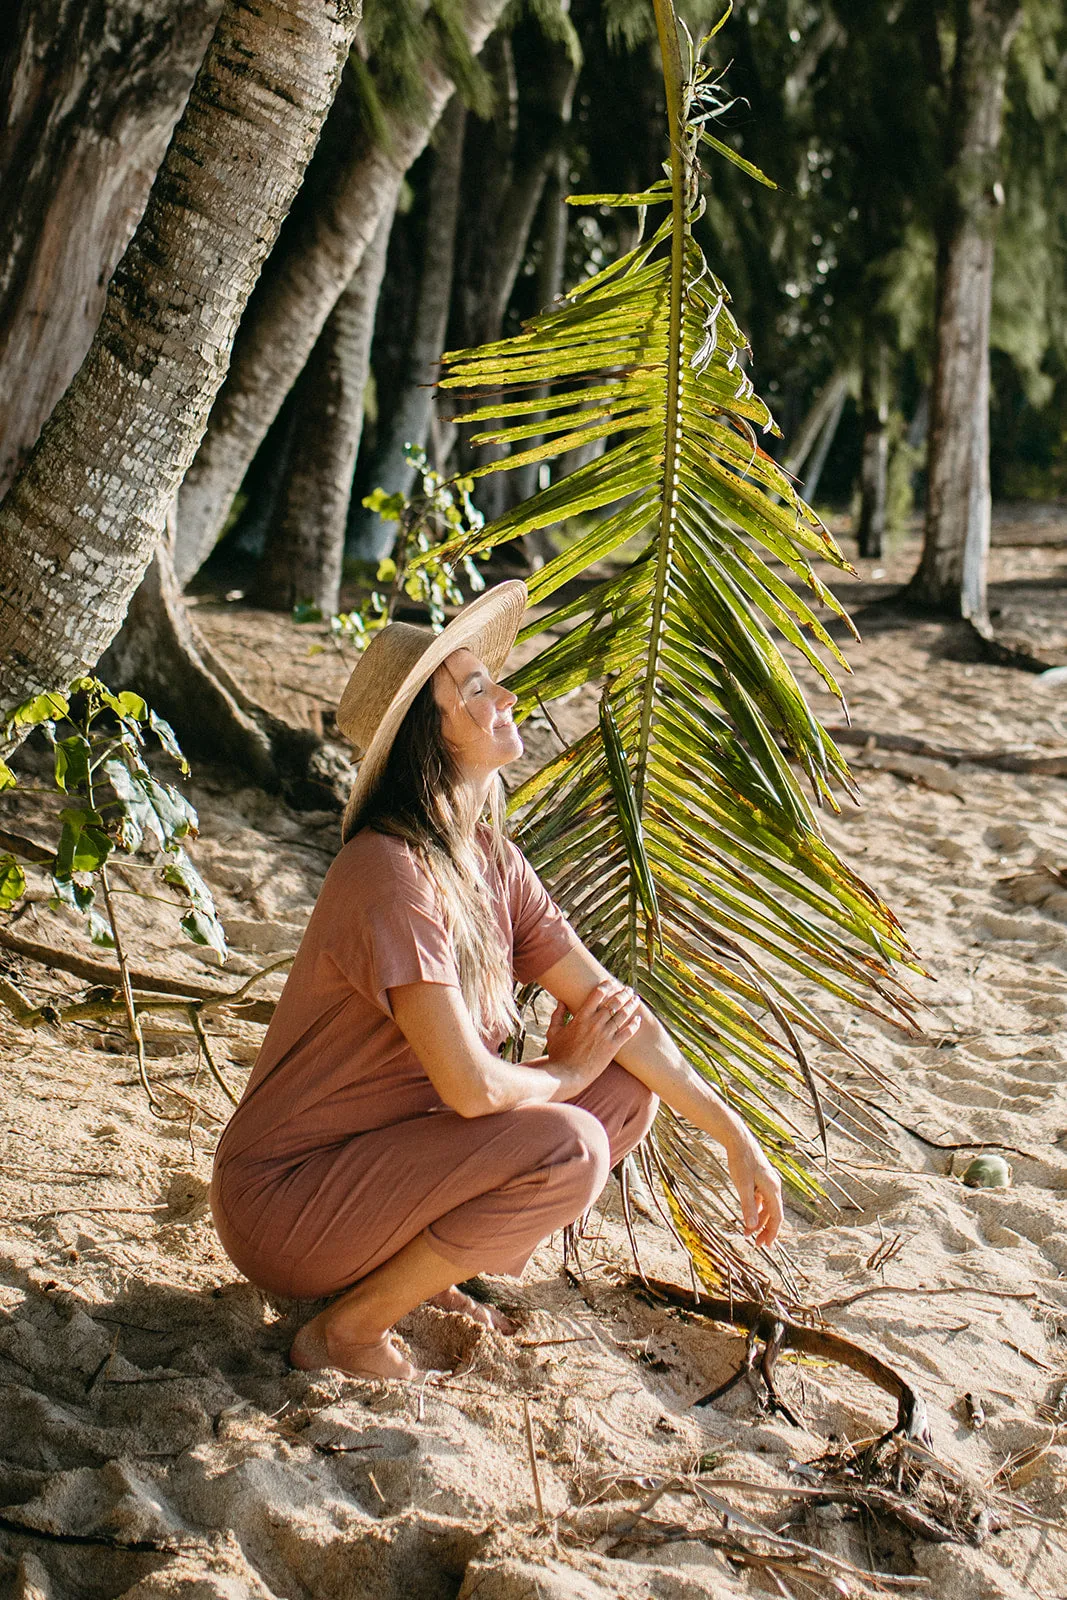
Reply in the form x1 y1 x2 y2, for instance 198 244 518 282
426 2 921 1299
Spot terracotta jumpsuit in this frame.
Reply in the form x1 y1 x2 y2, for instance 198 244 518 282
210 829 657 1299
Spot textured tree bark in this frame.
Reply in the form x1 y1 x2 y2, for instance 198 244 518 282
348 94 467 562
0 0 221 500
0 0 365 714
450 36 577 527
174 0 510 586
254 189 397 613
857 340 889 559
506 58 577 511
908 0 1022 621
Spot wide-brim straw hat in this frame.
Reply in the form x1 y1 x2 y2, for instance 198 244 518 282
336 580 528 842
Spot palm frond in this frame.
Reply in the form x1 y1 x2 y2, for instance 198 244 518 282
422 0 920 1298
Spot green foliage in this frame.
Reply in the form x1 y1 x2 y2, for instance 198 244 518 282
0 678 226 962
297 446 488 648
424 2 919 1295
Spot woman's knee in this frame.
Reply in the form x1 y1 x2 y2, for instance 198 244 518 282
517 1103 612 1208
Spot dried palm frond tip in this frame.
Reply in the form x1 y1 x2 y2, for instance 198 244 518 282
421 0 923 1298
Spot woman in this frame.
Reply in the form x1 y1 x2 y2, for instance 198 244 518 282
210 581 783 1381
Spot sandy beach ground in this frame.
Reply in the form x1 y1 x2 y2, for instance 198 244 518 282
0 530 1065 1599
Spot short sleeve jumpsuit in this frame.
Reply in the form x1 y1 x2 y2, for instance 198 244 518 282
210 828 657 1300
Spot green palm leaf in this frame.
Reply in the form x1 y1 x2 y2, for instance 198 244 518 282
422 0 920 1297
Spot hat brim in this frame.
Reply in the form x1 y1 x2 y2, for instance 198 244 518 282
340 580 528 843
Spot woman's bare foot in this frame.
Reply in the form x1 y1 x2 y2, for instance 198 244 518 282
290 1317 420 1381
429 1285 518 1335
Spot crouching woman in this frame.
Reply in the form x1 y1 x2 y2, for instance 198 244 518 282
210 582 783 1380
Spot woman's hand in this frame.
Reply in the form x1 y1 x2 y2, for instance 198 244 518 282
544 978 642 1097
722 1123 784 1249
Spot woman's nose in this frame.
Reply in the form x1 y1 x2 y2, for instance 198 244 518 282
498 685 517 710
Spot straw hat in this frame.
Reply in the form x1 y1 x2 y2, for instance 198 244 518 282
336 580 528 842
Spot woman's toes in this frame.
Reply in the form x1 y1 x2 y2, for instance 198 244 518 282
329 1333 420 1381
429 1286 517 1335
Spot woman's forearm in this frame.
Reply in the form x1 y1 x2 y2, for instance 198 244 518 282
613 1009 748 1148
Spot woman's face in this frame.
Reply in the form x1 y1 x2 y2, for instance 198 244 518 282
432 648 523 777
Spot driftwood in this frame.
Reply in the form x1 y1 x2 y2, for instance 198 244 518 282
0 926 278 1023
825 724 1067 778
631 1274 932 1445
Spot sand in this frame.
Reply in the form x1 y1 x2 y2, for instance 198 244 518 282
0 531 1065 1599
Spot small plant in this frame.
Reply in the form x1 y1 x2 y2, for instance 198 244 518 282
0 677 225 960
293 446 488 648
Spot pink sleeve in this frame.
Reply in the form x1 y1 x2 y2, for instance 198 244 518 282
326 837 460 1017
505 840 579 985
357 893 461 1017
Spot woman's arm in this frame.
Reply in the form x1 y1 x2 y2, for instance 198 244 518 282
389 977 639 1119
535 944 785 1248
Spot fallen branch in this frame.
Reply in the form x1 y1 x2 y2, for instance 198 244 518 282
817 1283 1035 1313
825 725 1067 778
0 925 285 1022
699 1475 965 1544
846 1094 1042 1162
631 1274 932 1446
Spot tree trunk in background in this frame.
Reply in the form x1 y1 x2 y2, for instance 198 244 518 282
348 95 467 562
451 36 577 525
508 63 576 509
0 0 363 713
908 0 1022 622
800 382 847 505
255 190 397 613
857 340 889 558
174 0 510 586
0 0 221 500
101 532 276 783
782 368 850 483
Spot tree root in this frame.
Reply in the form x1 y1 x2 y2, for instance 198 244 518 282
0 927 286 1032
99 540 349 807
0 926 278 1023
631 1274 932 1447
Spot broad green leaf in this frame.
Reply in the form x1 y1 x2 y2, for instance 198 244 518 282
101 689 147 723
0 758 15 792
55 810 111 877
180 907 227 962
0 855 26 911
53 734 91 794
148 712 190 774
50 875 114 945
103 761 198 850
8 691 69 728
165 848 228 963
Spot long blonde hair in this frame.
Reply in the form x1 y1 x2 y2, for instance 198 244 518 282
359 678 520 1040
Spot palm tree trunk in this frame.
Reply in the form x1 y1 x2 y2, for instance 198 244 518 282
255 190 397 613
856 340 889 558
908 0 1022 621
100 528 276 783
783 368 850 483
173 0 510 587
503 59 577 511
0 0 221 500
451 37 577 527
800 383 847 505
348 94 467 562
0 0 364 714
